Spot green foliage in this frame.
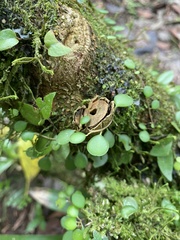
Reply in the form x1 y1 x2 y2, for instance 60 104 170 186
124 59 136 69
74 152 88 169
103 130 115 148
118 134 131 151
84 177 180 239
87 135 109 156
104 17 116 25
157 152 174 181
56 129 75 145
121 197 138 219
151 99 160 109
139 130 150 142
1 2 180 238
21 131 35 141
114 94 133 107
174 157 180 171
143 86 153 98
157 70 174 85
0 29 19 51
14 120 28 132
161 199 179 221
57 185 88 239
72 191 86 209
44 30 72 57
36 92 56 119
38 157 51 171
69 132 86 144
61 216 77 231
91 154 108 168
19 92 56 126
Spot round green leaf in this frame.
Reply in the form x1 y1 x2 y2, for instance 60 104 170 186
21 131 35 141
80 115 90 125
139 130 150 142
114 94 133 107
74 152 88 169
69 132 86 144
87 135 109 156
65 185 75 196
123 197 138 209
56 129 75 145
71 191 85 209
151 100 160 109
176 157 180 163
62 230 73 240
0 29 19 51
14 121 27 132
121 206 137 219
67 205 79 218
44 30 58 48
56 197 67 209
143 86 153 98
138 123 147 130
124 59 135 69
72 229 84 240
58 191 67 199
61 216 77 231
91 154 108 168
174 161 180 171
65 154 76 170
38 157 51 171
103 130 115 148
48 42 72 57
51 138 61 151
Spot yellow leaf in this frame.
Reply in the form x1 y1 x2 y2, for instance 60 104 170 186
17 136 43 193
0 125 9 138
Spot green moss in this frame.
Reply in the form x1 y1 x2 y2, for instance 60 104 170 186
1 0 59 33
84 177 180 239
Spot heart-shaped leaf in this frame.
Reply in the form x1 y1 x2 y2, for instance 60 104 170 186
44 30 72 57
48 42 72 57
118 134 131 151
36 92 56 120
150 137 173 157
44 30 58 47
0 29 19 51
91 154 108 168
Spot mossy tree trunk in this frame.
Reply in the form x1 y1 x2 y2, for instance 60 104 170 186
1 2 179 238
0 0 174 135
